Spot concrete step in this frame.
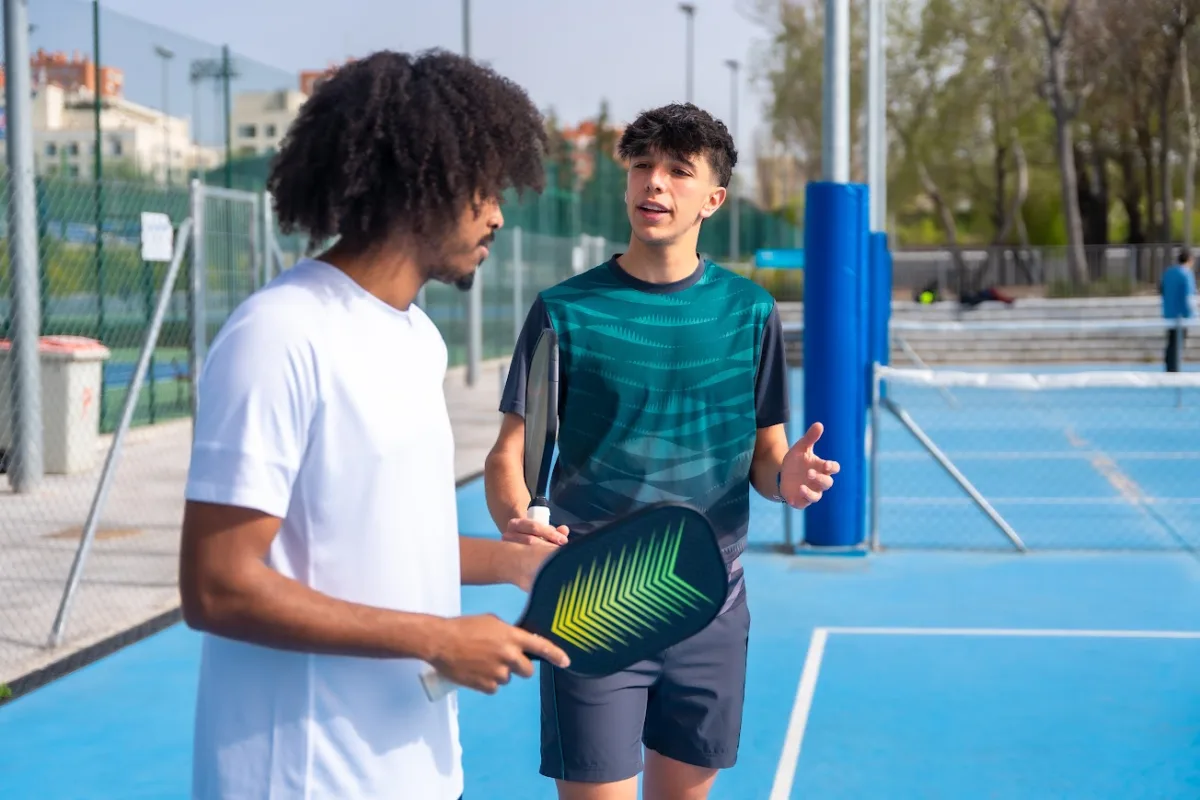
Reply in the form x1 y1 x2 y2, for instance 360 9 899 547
779 296 1169 325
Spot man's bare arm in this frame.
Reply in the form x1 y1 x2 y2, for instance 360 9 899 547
484 412 531 531
179 500 569 689
484 412 569 546
751 423 790 500
459 534 547 590
180 500 444 659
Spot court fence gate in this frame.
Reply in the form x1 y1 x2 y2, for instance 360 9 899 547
46 180 282 648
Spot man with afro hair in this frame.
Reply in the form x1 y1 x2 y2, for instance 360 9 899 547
485 102 839 799
179 49 568 800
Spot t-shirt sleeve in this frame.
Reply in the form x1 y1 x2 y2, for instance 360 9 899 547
184 309 318 519
755 302 790 428
500 294 555 418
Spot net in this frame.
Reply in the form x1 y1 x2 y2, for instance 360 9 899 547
887 317 1198 368
870 365 1200 553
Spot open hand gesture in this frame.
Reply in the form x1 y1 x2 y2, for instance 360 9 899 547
778 422 840 508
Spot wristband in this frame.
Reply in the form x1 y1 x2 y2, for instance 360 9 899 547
772 470 786 503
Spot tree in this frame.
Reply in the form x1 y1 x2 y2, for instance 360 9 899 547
1183 40 1198 247
1026 0 1089 284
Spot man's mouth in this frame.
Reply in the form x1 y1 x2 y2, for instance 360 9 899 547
636 201 670 220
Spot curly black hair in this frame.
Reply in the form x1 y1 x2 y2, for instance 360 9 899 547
268 49 548 252
617 103 737 188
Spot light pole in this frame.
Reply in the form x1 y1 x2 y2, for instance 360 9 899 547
463 0 471 57
6 0 45 490
725 58 740 262
154 45 174 186
679 3 695 103
823 0 850 183
463 0 482 387
867 0 888 231
189 54 239 188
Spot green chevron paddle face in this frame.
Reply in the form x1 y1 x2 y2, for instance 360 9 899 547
518 503 728 676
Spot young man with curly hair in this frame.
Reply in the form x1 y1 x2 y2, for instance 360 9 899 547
178 50 569 800
484 102 840 799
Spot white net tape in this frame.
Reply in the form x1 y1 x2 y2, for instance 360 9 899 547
889 318 1199 334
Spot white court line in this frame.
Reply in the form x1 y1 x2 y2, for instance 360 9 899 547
824 626 1200 639
879 496 1200 505
768 628 827 800
884 451 1200 460
767 626 1200 800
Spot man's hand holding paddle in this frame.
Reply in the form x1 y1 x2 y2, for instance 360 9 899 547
502 517 570 548
427 614 570 695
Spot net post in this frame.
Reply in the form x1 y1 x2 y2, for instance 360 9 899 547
869 232 891 399
869 362 881 551
802 181 869 549
1177 317 1185 409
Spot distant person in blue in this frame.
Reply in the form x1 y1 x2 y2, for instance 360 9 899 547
1161 249 1196 372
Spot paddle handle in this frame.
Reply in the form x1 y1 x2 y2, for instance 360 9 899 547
528 500 550 525
420 669 457 702
419 501 551 702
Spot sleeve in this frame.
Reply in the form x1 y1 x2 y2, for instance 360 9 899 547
754 302 791 428
184 310 318 519
499 294 555 418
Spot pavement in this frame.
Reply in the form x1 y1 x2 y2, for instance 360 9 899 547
0 358 508 688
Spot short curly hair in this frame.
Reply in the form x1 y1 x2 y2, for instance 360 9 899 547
268 49 548 252
617 103 737 188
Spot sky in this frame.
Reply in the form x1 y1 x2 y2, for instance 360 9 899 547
29 0 782 192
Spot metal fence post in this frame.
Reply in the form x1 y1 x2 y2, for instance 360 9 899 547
189 179 206 423
467 271 482 386
513 227 524 345
3 0 44 492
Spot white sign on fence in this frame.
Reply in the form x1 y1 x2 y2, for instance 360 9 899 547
140 212 174 262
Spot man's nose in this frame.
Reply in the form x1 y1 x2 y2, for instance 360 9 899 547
645 165 668 192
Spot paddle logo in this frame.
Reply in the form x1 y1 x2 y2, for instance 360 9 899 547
550 517 710 653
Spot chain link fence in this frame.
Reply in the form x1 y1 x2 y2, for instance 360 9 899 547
0 0 806 696
0 171 609 692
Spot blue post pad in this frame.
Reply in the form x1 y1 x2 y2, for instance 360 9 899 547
802 182 869 549
868 231 893 394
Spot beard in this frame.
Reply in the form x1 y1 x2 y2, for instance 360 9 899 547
423 232 494 292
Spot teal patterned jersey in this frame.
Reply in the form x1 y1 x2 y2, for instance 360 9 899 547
500 256 790 606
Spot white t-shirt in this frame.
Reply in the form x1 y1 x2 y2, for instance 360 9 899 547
184 258 463 800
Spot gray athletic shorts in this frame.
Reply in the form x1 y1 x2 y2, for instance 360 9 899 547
537 593 751 783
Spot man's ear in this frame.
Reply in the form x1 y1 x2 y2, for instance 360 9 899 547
699 186 728 220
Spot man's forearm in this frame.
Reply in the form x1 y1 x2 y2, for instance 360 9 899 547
751 426 790 500
183 561 444 662
459 535 530 586
484 449 531 532
751 451 785 499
